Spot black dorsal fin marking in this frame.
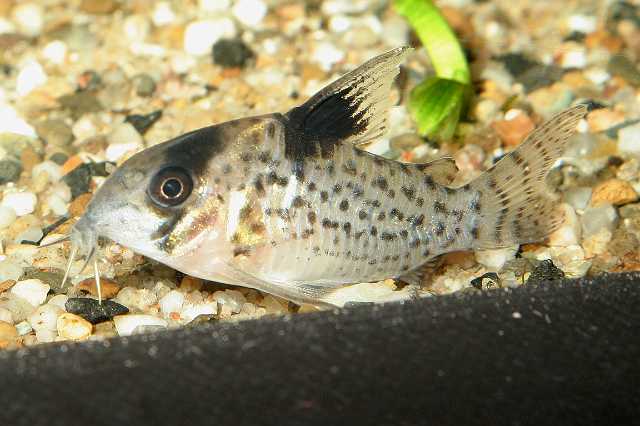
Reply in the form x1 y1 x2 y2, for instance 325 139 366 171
284 47 411 160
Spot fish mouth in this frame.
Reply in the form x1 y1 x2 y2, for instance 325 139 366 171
60 213 103 299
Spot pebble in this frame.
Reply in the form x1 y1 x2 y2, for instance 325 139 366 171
617 122 640 154
125 110 163 135
0 159 23 184
607 55 640 87
16 60 47 96
2 191 37 216
212 38 255 68
312 42 345 71
199 0 230 12
27 304 63 332
32 160 62 183
114 287 158 311
80 0 119 14
184 18 237 56
65 298 129 324
105 122 144 162
132 74 156 97
0 321 18 347
62 162 110 199
181 302 218 323
568 14 597 34
564 186 592 211
47 294 68 310
113 314 167 337
15 320 33 335
42 40 67 65
582 228 613 258
0 261 24 282
586 108 625 132
232 0 267 27
57 312 92 340
159 290 184 315
58 91 103 120
470 272 500 290
475 246 519 271
212 289 245 314
152 2 176 26
581 204 618 238
260 295 289 314
14 226 43 244
548 204 581 246
12 3 43 37
590 179 638 207
0 307 12 324
77 277 121 299
491 110 535 147
10 279 50 306
35 119 74 147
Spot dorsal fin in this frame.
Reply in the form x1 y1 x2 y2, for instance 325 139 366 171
284 47 412 160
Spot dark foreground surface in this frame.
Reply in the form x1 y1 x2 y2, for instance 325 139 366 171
1 273 639 426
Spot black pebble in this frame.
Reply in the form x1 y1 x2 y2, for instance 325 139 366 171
470 272 500 290
62 161 112 199
495 53 563 93
0 160 22 184
49 152 69 165
125 110 163 135
526 259 565 286
212 38 255 69
65 298 129 324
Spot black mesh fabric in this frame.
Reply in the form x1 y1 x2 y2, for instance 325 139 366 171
1 272 639 426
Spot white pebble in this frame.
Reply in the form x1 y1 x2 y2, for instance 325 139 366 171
568 15 597 34
0 104 37 137
15 320 33 336
14 226 43 244
312 42 345 71
581 204 618 238
548 204 581 246
0 260 24 282
113 314 168 337
0 205 16 229
47 294 68 311
181 302 217 323
2 191 37 216
42 40 68 65
10 279 50 307
329 15 351 33
232 0 267 27
152 2 176 26
35 328 57 343
46 193 68 216
16 59 47 96
115 287 157 311
618 122 640 154
560 49 587 69
106 123 144 162
564 186 592 211
0 307 13 324
28 304 63 332
183 18 237 56
475 246 519 271
0 292 33 322
212 289 245 313
159 290 185 314
32 161 62 182
12 3 43 37
124 15 150 42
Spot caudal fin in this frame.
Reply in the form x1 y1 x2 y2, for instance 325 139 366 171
467 104 589 248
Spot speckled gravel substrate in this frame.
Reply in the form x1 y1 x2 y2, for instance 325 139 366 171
0 0 639 348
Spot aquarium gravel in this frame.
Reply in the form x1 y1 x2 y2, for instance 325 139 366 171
0 0 639 348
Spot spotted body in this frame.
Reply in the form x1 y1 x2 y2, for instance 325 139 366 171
70 48 589 305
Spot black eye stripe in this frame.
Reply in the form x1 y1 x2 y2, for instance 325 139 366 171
148 167 193 208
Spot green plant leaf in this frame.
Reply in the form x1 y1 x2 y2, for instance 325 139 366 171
408 77 471 140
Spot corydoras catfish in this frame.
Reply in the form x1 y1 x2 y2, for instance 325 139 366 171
63 47 589 305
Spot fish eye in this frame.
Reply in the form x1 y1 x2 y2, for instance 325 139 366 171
148 167 193 207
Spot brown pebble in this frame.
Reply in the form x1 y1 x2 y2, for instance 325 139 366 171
0 320 19 349
0 280 16 294
586 109 625 132
77 277 121 299
68 193 93 217
491 111 535 147
61 155 83 175
179 275 203 292
20 146 41 174
57 313 93 340
591 179 638 207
